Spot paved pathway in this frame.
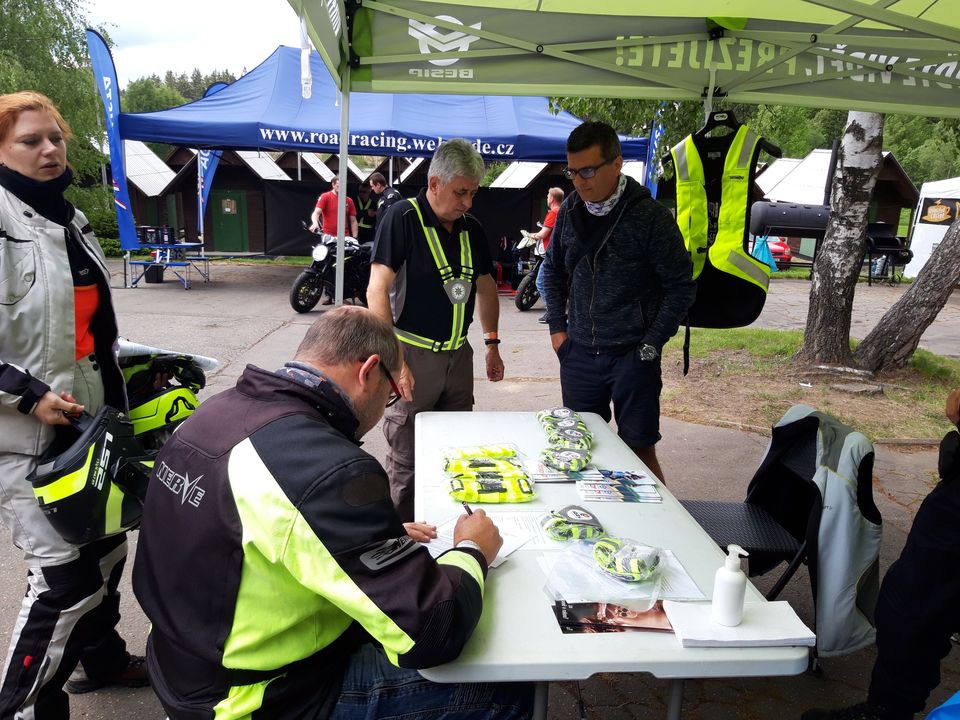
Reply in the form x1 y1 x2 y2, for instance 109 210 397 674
2 264 954 718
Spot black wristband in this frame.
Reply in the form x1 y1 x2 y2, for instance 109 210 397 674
484 338 501 346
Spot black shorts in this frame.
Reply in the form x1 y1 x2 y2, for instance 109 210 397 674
558 339 662 448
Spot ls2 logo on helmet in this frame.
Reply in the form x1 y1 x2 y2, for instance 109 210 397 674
407 15 479 79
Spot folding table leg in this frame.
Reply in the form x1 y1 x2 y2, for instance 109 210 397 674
532 681 549 720
666 679 684 720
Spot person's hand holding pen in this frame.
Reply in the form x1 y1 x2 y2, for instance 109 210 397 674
454 503 502 566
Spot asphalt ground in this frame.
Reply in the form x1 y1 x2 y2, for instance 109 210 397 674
4 261 957 719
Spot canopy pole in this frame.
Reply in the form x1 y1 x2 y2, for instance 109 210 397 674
335 62 351 305
297 152 302 182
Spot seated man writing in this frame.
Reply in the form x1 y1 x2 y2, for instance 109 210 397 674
132 306 533 719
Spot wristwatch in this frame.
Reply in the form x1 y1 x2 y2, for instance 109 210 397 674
455 539 484 553
639 344 659 362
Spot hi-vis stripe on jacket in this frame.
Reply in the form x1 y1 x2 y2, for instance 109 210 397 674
671 125 771 328
133 365 486 720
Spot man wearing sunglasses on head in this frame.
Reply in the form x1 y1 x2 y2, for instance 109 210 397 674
541 121 694 481
133 306 532 720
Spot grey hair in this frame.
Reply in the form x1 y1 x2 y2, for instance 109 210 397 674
295 306 400 372
427 138 485 185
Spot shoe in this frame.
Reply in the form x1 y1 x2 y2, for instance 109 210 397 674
65 654 149 694
537 313 549 324
801 702 902 720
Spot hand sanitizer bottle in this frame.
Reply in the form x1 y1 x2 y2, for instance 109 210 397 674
712 544 749 627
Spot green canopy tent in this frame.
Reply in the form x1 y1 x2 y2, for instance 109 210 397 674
290 0 960 117
289 0 960 300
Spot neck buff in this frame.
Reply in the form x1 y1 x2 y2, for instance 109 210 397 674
0 164 74 226
584 174 627 217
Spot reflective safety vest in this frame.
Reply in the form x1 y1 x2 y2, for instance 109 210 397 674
395 199 475 352
357 196 374 230
671 124 770 328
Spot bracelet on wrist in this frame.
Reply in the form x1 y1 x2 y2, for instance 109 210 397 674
484 338 501 346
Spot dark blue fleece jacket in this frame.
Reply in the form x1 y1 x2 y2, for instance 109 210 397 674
541 176 695 351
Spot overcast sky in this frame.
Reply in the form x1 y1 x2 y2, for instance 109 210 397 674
84 0 303 87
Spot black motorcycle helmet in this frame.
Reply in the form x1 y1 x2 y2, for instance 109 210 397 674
27 406 152 545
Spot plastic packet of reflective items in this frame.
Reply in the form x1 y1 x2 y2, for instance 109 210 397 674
541 505 605 541
592 537 664 583
448 475 535 503
541 447 591 472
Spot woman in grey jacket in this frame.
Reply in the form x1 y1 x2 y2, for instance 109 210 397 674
0 92 145 720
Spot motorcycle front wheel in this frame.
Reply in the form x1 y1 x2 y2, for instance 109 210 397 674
514 272 540 311
289 271 324 313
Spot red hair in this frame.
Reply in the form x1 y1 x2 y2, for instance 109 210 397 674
0 92 73 144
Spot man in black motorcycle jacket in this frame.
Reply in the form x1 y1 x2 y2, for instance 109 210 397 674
133 306 532 720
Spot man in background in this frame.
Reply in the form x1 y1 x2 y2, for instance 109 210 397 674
310 176 358 239
354 180 376 244
369 171 402 227
526 186 564 323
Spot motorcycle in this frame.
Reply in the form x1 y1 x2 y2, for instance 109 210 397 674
514 228 545 312
289 221 372 313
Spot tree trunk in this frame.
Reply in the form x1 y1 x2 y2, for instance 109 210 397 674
852 221 960 372
795 112 884 366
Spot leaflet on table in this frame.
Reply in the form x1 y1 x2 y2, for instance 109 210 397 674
538 547 705 603
552 599 674 634
577 480 662 503
522 458 604 483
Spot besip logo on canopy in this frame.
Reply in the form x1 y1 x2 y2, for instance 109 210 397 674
408 15 479 77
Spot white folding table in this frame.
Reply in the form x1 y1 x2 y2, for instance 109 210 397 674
414 411 809 720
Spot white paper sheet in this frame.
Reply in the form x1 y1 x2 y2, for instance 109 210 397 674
662 601 816 647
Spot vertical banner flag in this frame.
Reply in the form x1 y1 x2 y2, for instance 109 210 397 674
644 102 666 199
85 29 138 250
196 149 222 238
196 82 229 239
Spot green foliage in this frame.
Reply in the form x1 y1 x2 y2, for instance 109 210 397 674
0 0 106 181
481 161 508 187
65 184 117 238
883 114 960 186
160 68 236 101
665 327 805 359
123 77 188 113
95 235 122 257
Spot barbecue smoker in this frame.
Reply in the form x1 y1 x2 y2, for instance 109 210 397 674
750 201 913 285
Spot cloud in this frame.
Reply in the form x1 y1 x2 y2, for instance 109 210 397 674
86 0 301 86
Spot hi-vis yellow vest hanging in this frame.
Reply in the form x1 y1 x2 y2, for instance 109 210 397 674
671 125 770 328
394 199 474 352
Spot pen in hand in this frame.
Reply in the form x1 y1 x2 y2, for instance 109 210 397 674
462 502 473 516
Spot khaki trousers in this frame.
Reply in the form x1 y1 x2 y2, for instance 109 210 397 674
382 342 474 522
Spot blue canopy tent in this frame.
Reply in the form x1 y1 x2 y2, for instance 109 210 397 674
119 46 647 164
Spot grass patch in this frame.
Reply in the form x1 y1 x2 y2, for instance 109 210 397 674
660 327 959 441
213 256 312 266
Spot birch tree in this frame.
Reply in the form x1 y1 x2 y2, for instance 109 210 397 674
853 222 960 371
795 112 884 367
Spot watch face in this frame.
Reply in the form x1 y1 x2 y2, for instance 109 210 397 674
640 345 658 361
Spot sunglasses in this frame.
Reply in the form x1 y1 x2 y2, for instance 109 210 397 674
562 157 615 180
380 364 401 407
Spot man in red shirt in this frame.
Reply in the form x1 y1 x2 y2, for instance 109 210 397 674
309 177 358 238
531 187 564 323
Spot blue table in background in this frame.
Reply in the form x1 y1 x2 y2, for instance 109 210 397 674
126 243 210 290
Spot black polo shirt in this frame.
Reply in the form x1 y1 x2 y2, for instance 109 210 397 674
372 190 492 343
